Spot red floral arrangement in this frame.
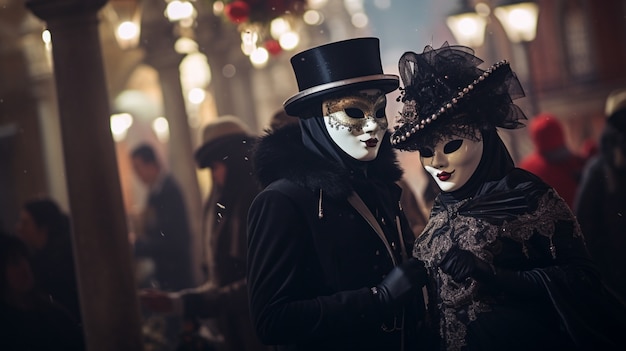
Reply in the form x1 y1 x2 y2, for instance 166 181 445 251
219 0 307 25
214 0 307 56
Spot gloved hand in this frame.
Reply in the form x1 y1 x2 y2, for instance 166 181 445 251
439 247 545 298
373 258 428 308
439 247 494 283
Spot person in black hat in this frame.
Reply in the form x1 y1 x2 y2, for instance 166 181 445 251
140 116 267 351
246 37 430 351
391 43 626 351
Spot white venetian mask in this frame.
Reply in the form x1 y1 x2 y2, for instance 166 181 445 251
323 89 388 161
419 130 483 192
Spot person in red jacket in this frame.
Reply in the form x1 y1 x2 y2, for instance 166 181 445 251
518 113 586 208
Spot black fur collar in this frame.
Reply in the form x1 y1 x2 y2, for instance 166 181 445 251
252 124 403 199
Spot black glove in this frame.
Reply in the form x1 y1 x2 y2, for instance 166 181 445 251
440 247 545 298
439 247 494 283
373 258 427 308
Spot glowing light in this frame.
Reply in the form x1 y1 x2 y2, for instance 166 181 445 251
213 1 224 15
494 2 539 43
117 21 139 41
241 29 259 55
351 12 368 28
188 88 206 104
446 11 487 47
344 0 364 14
175 37 199 54
303 10 323 25
307 0 328 10
41 30 51 44
110 113 133 142
250 47 269 67
165 1 195 22
180 52 211 88
270 17 290 39
279 32 299 51
152 117 170 143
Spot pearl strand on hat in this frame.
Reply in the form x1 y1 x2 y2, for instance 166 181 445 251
391 60 509 146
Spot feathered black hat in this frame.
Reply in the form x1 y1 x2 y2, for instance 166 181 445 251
391 43 527 151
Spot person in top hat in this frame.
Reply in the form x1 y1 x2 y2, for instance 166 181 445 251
575 88 626 301
246 37 430 351
390 43 626 351
140 116 267 351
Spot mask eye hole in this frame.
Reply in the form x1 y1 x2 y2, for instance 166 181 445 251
444 139 463 154
419 148 434 158
345 108 364 118
375 108 386 118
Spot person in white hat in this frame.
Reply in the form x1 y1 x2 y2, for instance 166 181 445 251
575 88 626 302
246 37 431 351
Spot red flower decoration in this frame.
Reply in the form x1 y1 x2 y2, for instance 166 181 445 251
225 0 250 24
264 39 282 56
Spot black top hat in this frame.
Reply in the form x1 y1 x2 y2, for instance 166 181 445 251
283 37 399 116
390 43 527 151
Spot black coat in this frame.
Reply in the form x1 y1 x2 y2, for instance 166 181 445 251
247 125 427 351
135 174 195 291
182 136 268 351
574 125 626 300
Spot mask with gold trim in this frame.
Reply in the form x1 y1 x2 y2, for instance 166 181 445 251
323 89 388 161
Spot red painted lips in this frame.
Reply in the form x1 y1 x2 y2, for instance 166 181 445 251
437 170 454 181
365 138 379 147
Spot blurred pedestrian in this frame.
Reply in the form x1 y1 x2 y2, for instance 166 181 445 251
140 116 267 351
0 232 85 351
247 37 429 351
131 143 195 350
575 88 626 300
130 143 194 291
15 197 81 324
518 112 586 208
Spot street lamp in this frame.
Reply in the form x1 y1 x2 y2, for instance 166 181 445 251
446 0 488 47
446 0 539 115
493 0 539 43
493 0 539 116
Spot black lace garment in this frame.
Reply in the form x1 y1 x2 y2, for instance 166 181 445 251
414 130 623 351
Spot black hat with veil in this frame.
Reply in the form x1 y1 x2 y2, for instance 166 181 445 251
390 43 527 152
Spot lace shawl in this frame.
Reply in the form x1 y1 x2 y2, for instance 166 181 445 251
414 185 581 351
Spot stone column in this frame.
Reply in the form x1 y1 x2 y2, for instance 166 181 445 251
193 1 259 131
19 14 69 211
24 1 144 350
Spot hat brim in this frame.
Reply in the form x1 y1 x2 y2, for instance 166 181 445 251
283 74 399 116
391 62 526 150
194 134 255 168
